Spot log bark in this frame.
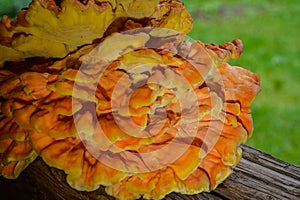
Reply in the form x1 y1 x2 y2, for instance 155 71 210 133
0 145 299 200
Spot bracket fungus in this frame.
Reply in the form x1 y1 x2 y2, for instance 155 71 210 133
0 0 260 199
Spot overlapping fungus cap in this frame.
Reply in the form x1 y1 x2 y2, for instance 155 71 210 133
0 0 192 65
0 0 260 199
0 0 192 180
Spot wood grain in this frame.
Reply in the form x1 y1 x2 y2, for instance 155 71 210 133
0 145 299 200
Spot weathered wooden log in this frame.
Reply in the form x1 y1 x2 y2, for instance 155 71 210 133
0 145 299 200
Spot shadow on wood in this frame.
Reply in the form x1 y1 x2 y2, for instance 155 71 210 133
0 145 299 200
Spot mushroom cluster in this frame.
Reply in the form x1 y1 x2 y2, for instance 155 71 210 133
0 0 260 199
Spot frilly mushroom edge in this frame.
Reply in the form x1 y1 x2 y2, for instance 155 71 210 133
0 0 260 199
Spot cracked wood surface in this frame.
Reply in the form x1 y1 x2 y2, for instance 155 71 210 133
0 145 299 200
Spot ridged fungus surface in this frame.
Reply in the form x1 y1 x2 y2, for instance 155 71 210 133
0 0 260 199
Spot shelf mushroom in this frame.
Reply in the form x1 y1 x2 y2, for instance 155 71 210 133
0 0 260 199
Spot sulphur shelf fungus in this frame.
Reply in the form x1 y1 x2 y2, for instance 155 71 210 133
0 0 260 199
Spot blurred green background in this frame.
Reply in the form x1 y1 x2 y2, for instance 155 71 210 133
0 0 31 17
181 0 300 166
0 0 299 166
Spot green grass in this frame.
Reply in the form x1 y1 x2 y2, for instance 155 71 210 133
182 0 300 166
1 0 300 166
0 0 31 17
